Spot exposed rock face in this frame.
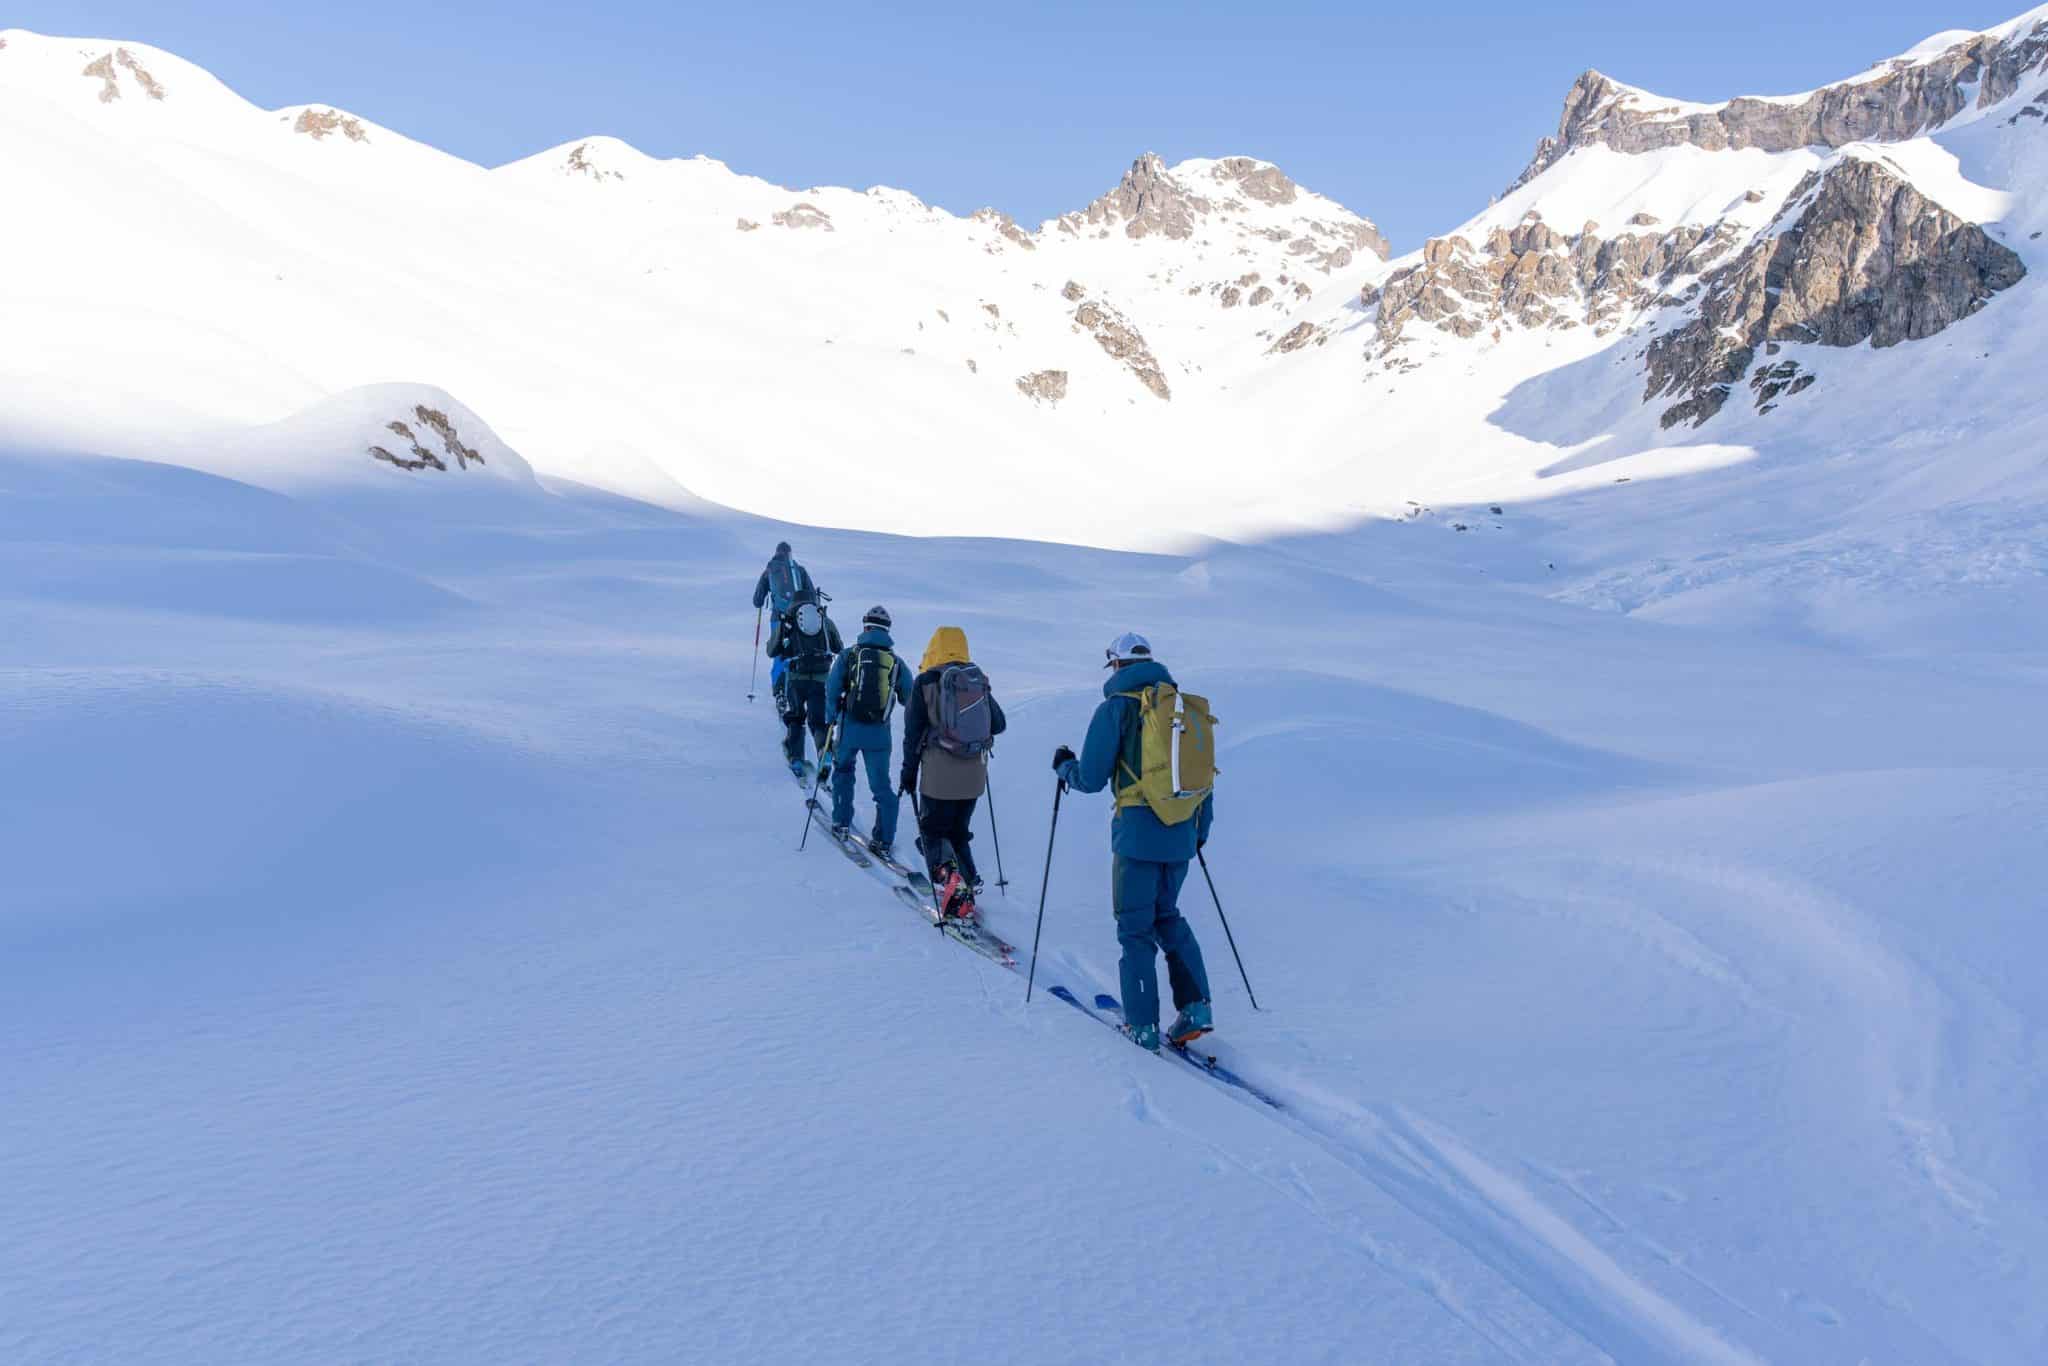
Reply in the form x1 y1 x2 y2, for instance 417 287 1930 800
1269 321 1324 354
1373 211 1734 350
1512 15 2048 189
81 48 168 103
1207 156 1298 206
1643 156 2027 427
294 109 369 143
369 405 486 473
1072 153 1207 240
1073 300 1170 399
564 142 623 181
1061 280 1087 302
1015 370 1068 404
971 207 1036 250
1248 285 1273 307
772 202 834 231
735 218 760 232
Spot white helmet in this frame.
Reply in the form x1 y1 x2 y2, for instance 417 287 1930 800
863 604 892 629
1103 631 1152 668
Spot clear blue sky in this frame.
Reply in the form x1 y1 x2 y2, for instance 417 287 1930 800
14 1 2023 247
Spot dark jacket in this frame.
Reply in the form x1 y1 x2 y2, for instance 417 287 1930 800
900 664 1007 799
1056 658 1214 862
767 611 843 679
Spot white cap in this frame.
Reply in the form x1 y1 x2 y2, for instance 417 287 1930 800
1103 631 1152 668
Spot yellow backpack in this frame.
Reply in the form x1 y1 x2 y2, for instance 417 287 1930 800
1114 683 1218 826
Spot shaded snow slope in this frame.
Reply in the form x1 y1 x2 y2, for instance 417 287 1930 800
6 452 2048 1363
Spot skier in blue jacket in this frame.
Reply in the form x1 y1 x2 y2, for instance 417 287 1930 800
825 605 914 857
1054 632 1214 1052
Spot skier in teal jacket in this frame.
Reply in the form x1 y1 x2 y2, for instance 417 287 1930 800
1054 632 1214 1052
825 606 913 857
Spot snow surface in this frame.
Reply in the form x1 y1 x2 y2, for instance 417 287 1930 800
6 404 2048 1363
6 13 2048 1362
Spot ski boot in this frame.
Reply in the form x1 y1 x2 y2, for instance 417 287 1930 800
830 823 851 840
789 758 807 779
1124 1022 1161 1053
1167 1001 1213 1047
867 836 894 860
934 863 977 919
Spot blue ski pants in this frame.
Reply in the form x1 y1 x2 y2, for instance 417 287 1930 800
831 726 900 846
1112 855 1211 1032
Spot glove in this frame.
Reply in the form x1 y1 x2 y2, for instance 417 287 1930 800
898 775 915 797
1197 839 1207 853
1052 744 1076 773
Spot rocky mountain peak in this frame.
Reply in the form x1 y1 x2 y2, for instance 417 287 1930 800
1066 152 1210 240
1510 11 2048 191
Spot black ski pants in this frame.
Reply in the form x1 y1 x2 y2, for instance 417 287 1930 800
783 676 829 765
915 794 980 884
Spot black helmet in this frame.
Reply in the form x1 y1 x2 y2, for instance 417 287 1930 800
862 604 892 629
775 540 792 556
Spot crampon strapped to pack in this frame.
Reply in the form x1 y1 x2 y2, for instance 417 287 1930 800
1113 683 1217 825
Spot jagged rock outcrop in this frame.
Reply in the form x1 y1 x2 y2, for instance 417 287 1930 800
564 142 623 181
1067 153 1207 240
1512 14 2048 189
82 48 166 103
971 207 1035 250
1373 211 1737 351
1061 280 1087 302
369 405 486 473
1015 370 1068 404
1269 321 1326 354
1206 156 1298 206
1073 301 1170 399
772 202 834 231
1643 155 2027 426
294 108 369 143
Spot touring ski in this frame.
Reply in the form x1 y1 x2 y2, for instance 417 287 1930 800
1046 987 1283 1110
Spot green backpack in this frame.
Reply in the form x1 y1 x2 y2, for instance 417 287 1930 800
1113 683 1217 826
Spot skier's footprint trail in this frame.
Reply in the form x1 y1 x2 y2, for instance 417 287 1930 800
1147 1035 1768 1366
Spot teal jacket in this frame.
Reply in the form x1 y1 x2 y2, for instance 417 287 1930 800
1057 659 1215 862
824 627 913 747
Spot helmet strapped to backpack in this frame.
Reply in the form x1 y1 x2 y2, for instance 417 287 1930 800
784 587 833 676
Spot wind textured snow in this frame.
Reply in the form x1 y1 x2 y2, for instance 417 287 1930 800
5 9 2048 1366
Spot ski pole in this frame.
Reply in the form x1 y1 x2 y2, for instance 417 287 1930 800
747 606 763 702
982 772 1009 895
1196 848 1260 1011
1024 780 1064 1003
797 725 837 852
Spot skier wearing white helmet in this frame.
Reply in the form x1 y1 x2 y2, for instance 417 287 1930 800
1053 631 1216 1052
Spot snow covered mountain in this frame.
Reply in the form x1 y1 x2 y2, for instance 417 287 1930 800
4 10 2048 557
5 11 2036 553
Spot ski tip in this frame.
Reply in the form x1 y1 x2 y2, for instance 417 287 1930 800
1049 985 1080 1004
1093 994 1120 1012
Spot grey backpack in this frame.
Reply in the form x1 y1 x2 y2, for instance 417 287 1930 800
933 664 993 758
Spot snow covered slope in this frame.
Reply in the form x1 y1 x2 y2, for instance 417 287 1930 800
7 430 2048 1362
4 12 2038 555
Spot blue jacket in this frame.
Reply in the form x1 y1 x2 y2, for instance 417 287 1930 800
1057 659 1215 862
824 627 913 745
